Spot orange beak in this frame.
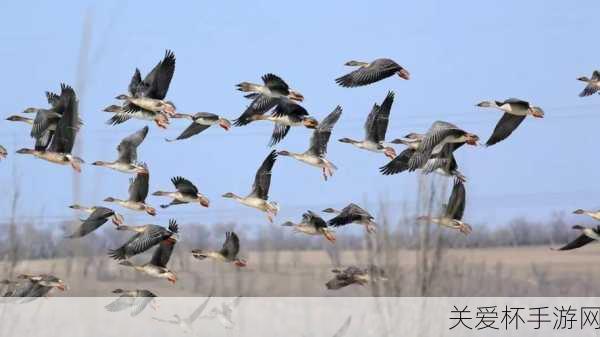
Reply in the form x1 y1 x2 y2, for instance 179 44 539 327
324 231 336 243
219 119 231 131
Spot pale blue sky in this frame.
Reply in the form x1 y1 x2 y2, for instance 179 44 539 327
0 0 599 232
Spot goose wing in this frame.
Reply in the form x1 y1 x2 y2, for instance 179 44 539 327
150 220 179 268
48 84 79 154
445 179 466 221
219 231 240 260
128 170 149 202
128 68 142 96
30 109 60 139
328 204 364 227
555 233 595 251
171 123 211 141
407 121 464 170
117 126 149 164
335 59 402 87
138 50 176 99
172 176 198 197
307 106 342 157
249 150 277 200
111 225 171 260
233 95 279 126
485 113 526 147
262 73 290 96
365 91 394 143
379 148 415 175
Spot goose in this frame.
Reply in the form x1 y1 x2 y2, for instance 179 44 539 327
65 205 124 238
407 121 478 171
118 219 179 284
325 266 387 290
323 203 377 233
92 126 149 174
104 104 170 129
277 106 342 180
554 225 600 251
338 91 397 159
476 98 544 146
0 145 6 160
152 297 211 333
578 71 600 97
236 73 304 111
191 231 247 267
153 176 209 208
166 112 231 142
234 100 318 146
114 50 176 117
103 163 156 215
201 297 242 329
105 289 158 317
6 115 34 125
573 208 600 221
222 150 279 223
16 84 84 172
108 219 179 261
281 210 336 243
417 178 472 235
335 58 409 87
2 274 66 299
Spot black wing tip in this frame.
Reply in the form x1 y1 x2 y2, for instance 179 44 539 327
168 219 179 233
108 248 126 260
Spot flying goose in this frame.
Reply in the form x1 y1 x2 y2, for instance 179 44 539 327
108 219 179 261
166 112 231 141
236 73 304 113
65 205 124 238
554 225 600 251
578 71 600 97
417 179 472 235
335 58 409 87
92 126 149 174
153 176 209 208
323 203 377 233
104 104 170 129
281 210 336 243
105 289 158 317
16 84 84 172
407 121 478 171
476 98 544 146
222 150 279 223
118 219 179 284
2 274 66 300
338 91 397 159
573 208 600 221
277 106 342 180
152 297 211 333
191 231 247 267
234 100 318 146
325 266 387 290
104 163 156 215
115 50 176 117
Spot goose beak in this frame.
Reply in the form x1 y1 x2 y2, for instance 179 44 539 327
219 119 231 131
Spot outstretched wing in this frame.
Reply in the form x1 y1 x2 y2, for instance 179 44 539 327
445 179 466 221
308 106 342 157
220 231 240 260
335 59 401 87
249 150 277 200
117 126 149 164
66 207 114 238
485 113 526 147
138 50 176 99
555 234 595 251
171 176 199 197
129 169 149 202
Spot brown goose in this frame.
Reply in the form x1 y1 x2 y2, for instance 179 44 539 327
476 98 544 146
578 71 600 97
167 112 231 142
281 210 336 243
277 106 342 181
118 219 179 284
153 176 209 208
338 91 397 159
1 274 66 300
335 58 409 87
191 231 247 267
554 225 600 251
323 203 377 233
417 179 472 235
16 84 84 172
114 50 176 117
222 150 279 223
236 73 304 113
105 289 158 317
66 205 124 238
325 266 387 290
104 163 156 215
407 121 478 171
92 126 149 174
108 219 179 261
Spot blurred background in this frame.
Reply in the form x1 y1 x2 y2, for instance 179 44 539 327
0 0 599 296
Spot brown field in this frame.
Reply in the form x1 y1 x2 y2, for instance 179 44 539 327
2 244 598 297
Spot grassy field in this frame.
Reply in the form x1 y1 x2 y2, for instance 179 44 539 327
2 244 598 297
